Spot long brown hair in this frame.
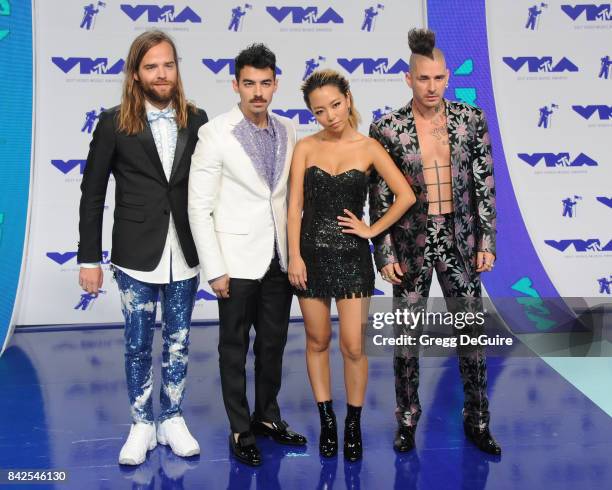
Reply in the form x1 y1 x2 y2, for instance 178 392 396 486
118 30 195 135
301 69 361 129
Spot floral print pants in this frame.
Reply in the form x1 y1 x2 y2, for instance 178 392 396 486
392 214 490 430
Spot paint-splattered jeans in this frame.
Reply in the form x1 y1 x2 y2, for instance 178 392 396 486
113 267 199 424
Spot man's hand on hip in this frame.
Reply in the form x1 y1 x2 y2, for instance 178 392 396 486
79 266 103 295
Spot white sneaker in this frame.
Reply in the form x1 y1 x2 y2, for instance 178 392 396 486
118 423 157 466
157 416 200 457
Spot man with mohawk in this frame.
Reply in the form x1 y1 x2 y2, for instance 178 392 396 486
369 28 501 455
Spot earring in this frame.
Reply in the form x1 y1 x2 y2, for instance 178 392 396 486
349 107 353 114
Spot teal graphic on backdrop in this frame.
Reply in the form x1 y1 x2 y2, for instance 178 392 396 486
0 0 10 41
0 0 31 355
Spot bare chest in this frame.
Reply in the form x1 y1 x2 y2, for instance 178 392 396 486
414 113 451 168
414 113 454 214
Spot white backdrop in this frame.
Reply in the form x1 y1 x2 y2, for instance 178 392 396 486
486 0 611 298
17 0 427 325
14 0 611 326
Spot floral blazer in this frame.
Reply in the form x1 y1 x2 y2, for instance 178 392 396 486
368 99 497 279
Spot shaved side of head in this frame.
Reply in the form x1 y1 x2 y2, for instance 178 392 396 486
407 28 446 73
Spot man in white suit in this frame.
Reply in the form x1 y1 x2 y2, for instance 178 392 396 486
188 44 306 466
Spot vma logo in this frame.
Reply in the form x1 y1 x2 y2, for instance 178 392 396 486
272 109 315 125
337 58 409 75
572 105 612 120
596 196 612 208
202 58 282 75
46 251 110 265
52 57 125 75
266 6 344 24
52 159 87 175
518 152 598 167
196 289 217 301
545 239 612 252
561 4 611 21
120 4 202 23
503 56 579 73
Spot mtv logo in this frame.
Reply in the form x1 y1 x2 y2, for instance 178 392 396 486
51 159 87 175
337 58 409 75
561 4 611 21
272 109 315 125
202 59 282 75
545 239 612 252
266 6 343 24
51 57 125 75
502 56 579 73
572 105 612 120
596 196 612 208
120 4 202 23
517 152 598 167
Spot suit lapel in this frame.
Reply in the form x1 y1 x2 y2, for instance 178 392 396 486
404 102 424 177
137 123 168 184
445 101 463 206
169 124 188 182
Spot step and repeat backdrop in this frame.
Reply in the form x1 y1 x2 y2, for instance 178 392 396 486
1 0 609 341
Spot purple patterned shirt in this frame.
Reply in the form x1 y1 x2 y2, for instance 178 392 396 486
243 116 277 190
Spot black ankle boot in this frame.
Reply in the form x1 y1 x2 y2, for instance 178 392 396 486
344 404 362 462
317 400 338 457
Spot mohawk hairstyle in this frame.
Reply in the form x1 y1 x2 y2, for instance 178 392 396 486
407 28 436 60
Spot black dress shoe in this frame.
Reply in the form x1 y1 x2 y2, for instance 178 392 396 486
317 400 338 457
393 425 416 452
229 432 262 466
251 420 307 446
344 404 362 462
463 423 502 455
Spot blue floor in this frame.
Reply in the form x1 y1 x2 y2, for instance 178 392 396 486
2 323 612 490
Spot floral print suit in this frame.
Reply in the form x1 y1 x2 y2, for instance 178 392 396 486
369 99 496 429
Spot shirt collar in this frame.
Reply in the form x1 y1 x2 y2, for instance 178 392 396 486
238 105 275 136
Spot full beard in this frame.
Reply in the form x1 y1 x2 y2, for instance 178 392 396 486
143 83 177 106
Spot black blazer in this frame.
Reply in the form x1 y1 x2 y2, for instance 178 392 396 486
78 105 208 271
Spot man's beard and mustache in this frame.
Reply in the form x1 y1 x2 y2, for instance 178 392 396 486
142 80 177 105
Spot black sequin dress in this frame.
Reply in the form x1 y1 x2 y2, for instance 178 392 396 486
296 166 375 299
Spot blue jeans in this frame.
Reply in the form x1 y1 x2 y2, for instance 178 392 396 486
113 267 199 423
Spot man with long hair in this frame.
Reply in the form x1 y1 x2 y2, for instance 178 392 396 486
369 28 501 455
189 43 306 466
77 30 208 465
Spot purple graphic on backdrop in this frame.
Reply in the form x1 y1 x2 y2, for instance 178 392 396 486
537 104 557 128
361 4 384 31
429 0 565 336
525 3 547 30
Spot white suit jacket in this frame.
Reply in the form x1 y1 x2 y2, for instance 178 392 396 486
188 105 296 281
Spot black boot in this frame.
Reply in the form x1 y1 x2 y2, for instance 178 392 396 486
463 423 502 456
394 424 416 452
317 400 338 457
344 404 362 462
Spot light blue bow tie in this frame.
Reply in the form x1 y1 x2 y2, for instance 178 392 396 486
147 108 175 123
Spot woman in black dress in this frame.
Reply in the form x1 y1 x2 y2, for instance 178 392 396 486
287 69 415 461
